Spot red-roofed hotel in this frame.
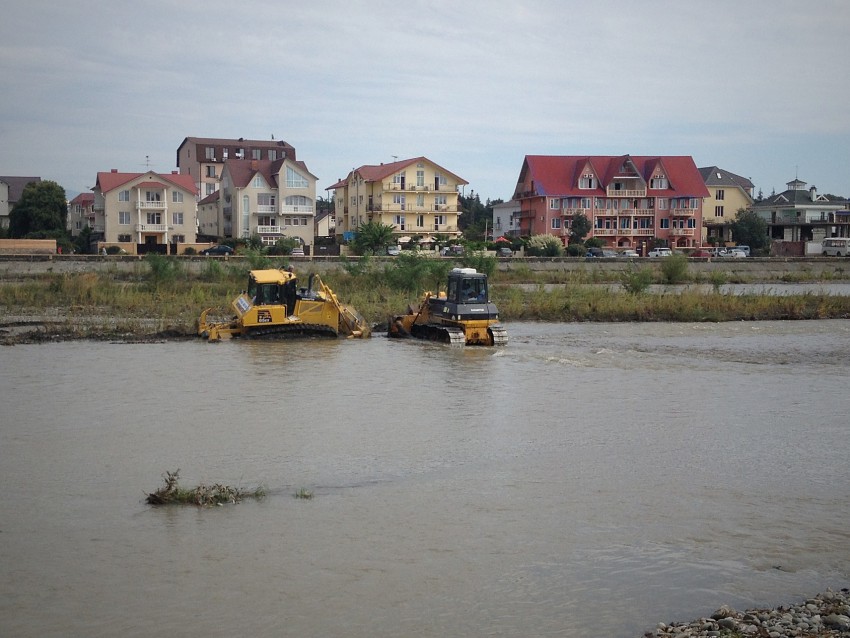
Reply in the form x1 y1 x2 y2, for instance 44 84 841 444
513 155 709 251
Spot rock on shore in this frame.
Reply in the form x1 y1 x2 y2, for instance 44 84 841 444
645 589 850 637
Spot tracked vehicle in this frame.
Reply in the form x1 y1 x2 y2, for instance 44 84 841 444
388 267 507 346
198 268 370 341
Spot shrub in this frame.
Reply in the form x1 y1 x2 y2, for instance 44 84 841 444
660 253 689 284
620 266 654 294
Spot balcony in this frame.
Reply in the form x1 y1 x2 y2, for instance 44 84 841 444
281 204 313 214
631 208 655 216
563 208 588 216
257 225 282 234
606 187 646 198
670 228 696 236
671 208 696 217
135 224 167 232
136 200 167 210
594 228 618 236
256 205 276 214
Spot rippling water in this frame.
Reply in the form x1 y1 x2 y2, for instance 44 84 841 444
1 321 848 637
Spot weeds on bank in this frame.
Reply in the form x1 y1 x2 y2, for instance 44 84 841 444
146 469 265 507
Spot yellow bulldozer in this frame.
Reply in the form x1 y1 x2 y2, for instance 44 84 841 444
388 267 508 346
198 268 370 341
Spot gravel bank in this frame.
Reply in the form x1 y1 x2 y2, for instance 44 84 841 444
644 589 850 637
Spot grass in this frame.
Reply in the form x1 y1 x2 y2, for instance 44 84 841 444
145 469 265 507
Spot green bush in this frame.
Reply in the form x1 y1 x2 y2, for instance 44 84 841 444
620 266 654 294
660 253 689 284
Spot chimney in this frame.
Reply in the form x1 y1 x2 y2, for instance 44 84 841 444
111 168 118 173
251 160 258 171
810 186 817 201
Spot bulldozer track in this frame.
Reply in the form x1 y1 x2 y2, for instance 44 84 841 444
489 324 509 346
410 324 467 346
244 323 338 339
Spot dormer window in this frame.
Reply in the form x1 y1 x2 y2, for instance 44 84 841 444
650 176 668 189
579 174 596 189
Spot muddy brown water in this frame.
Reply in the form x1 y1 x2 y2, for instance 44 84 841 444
1 321 848 637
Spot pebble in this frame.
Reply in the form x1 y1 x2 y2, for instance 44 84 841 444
644 588 850 637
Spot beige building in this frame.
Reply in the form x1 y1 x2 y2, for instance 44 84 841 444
698 166 754 244
0 176 41 229
209 157 317 248
67 192 95 236
328 157 467 244
92 170 198 252
176 136 297 199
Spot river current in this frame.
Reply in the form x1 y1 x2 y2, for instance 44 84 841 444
1 320 848 637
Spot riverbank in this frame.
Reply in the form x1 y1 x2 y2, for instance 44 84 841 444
643 588 850 637
3 259 850 345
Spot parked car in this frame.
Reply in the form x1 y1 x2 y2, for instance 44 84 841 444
200 244 234 256
290 246 305 257
647 247 672 257
386 245 401 256
440 245 464 256
690 249 712 258
619 249 640 258
496 246 513 257
586 247 617 258
719 248 746 258
730 245 750 257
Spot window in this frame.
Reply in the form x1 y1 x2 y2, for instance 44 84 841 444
416 170 424 187
268 150 277 161
650 176 668 189
549 198 560 210
687 218 696 229
258 193 276 207
145 190 161 202
172 191 184 203
660 218 670 229
435 195 447 209
300 217 308 226
206 166 216 178
146 212 162 224
286 166 309 188
285 195 310 208
416 214 425 228
118 190 130 202
172 212 183 225
393 172 405 185
621 217 630 229
434 215 445 229
118 234 131 242
658 198 668 210
172 235 185 244
551 218 561 229
252 149 261 160
581 198 591 209
416 194 424 208
690 198 699 209
606 199 619 210
206 183 215 196
205 147 215 160
258 215 275 227
394 215 406 230
716 189 725 200
579 174 595 189
119 211 130 225
393 194 406 210
253 175 264 188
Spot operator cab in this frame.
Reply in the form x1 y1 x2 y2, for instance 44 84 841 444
446 268 488 304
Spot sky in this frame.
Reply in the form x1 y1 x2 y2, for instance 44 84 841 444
1 0 849 202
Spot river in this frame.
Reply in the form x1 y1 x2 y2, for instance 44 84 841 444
1 320 848 637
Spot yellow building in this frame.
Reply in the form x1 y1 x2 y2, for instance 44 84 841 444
699 166 754 244
328 157 467 245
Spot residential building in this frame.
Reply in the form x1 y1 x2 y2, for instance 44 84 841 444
752 178 848 243
491 199 521 238
176 136 297 199
315 209 335 238
216 157 317 248
67 192 95 236
698 166 754 244
513 155 709 251
0 176 41 229
328 157 467 245
92 170 198 252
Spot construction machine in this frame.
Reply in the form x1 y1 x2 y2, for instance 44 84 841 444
198 268 370 341
388 267 508 346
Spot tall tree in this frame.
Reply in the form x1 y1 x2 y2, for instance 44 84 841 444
568 212 592 244
351 220 396 254
730 209 769 250
9 181 67 238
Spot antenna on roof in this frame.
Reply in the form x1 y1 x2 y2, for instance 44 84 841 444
392 155 398 162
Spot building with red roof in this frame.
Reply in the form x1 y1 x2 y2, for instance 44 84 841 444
327 157 468 245
67 192 95 236
92 170 198 252
513 154 709 251
200 157 317 248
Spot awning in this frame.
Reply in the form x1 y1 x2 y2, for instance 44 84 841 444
398 236 411 243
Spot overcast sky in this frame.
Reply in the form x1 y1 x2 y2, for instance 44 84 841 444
1 0 848 201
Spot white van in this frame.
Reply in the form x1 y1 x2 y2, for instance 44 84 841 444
822 238 850 256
